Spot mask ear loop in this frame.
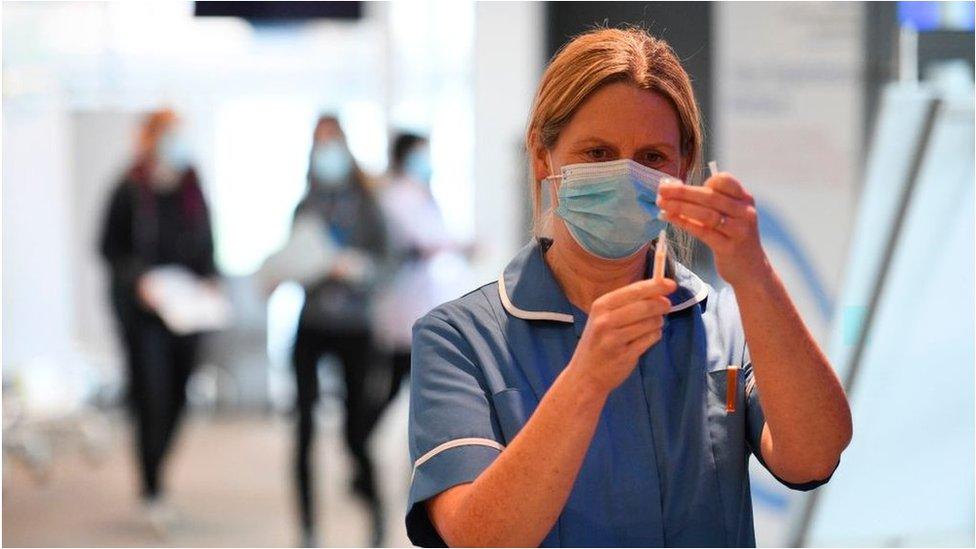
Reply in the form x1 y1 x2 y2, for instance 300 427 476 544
540 151 563 208
537 151 563 239
544 151 562 184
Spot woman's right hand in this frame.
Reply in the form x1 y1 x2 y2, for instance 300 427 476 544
136 274 159 311
569 277 677 396
330 250 372 283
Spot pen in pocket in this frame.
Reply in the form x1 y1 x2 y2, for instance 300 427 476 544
726 365 739 413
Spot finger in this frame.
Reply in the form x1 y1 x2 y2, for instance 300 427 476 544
661 199 755 240
609 317 664 345
656 184 745 217
658 198 751 239
660 210 729 250
623 328 663 357
606 296 671 327
657 199 730 236
706 172 753 203
594 277 678 310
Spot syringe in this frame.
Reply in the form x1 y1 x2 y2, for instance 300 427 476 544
652 229 667 281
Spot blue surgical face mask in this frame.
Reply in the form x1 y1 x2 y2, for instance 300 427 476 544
403 147 432 185
312 141 352 187
550 158 674 260
156 132 192 172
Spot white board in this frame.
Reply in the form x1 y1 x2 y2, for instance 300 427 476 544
806 83 976 547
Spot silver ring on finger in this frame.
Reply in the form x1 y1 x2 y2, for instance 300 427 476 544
713 215 727 230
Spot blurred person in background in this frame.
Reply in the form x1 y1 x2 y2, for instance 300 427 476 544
289 115 389 548
98 108 217 534
372 132 471 420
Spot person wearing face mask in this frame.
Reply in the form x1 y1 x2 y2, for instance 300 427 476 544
287 115 389 548
98 109 217 534
405 29 852 547
372 133 472 423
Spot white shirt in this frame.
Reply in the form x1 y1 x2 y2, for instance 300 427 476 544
373 175 469 350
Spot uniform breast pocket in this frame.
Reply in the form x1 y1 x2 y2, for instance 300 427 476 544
706 366 746 416
705 367 749 465
490 388 535 445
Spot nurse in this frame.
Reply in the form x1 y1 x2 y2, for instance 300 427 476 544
407 28 852 547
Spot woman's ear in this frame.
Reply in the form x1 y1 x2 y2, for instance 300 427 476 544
528 130 550 183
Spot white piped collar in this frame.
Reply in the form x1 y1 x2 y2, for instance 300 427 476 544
497 239 709 323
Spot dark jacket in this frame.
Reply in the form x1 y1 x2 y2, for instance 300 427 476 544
294 181 388 334
99 164 216 328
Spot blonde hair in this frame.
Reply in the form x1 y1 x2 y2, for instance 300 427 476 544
526 27 704 263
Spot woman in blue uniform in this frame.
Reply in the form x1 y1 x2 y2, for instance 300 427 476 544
406 29 852 547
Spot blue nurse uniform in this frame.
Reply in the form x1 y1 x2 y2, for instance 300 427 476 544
406 238 832 547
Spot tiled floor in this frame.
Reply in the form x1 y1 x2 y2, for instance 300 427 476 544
3 395 414 548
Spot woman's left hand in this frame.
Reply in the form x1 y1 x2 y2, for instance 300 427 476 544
656 173 769 288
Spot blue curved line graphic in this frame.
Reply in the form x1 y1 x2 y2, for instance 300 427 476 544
747 204 835 514
756 203 835 321
750 476 791 510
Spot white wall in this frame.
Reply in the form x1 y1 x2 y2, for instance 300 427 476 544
2 97 76 369
471 1 544 280
70 112 147 365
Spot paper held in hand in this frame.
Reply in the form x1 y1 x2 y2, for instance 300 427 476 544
257 213 338 287
141 266 233 335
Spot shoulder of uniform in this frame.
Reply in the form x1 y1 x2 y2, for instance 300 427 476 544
416 279 500 331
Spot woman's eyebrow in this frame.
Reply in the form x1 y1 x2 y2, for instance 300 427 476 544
637 142 677 153
571 136 616 148
571 137 677 152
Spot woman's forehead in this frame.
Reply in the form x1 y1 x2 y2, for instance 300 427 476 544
561 82 681 147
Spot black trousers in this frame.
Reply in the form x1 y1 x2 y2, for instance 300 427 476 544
120 318 199 499
383 348 411 407
292 325 384 534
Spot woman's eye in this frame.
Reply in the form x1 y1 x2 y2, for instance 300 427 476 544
587 149 611 161
642 152 664 165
